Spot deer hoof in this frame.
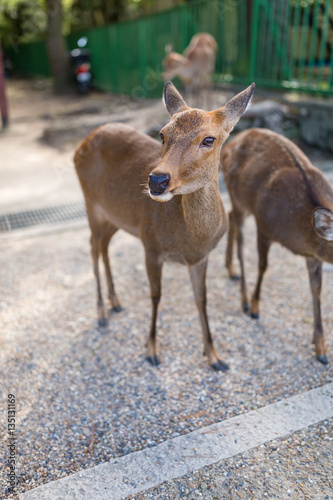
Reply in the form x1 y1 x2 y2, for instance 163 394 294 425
251 311 260 319
317 354 328 365
242 303 249 313
211 359 229 372
230 274 240 281
147 355 160 366
112 305 123 313
98 317 108 328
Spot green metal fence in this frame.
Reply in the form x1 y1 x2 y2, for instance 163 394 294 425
5 0 333 96
7 39 51 78
66 0 250 97
250 0 333 94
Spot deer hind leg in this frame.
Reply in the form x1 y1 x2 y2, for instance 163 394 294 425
100 226 122 313
226 209 240 280
189 258 229 371
90 218 121 327
145 253 162 366
250 229 271 319
235 212 249 313
306 257 327 364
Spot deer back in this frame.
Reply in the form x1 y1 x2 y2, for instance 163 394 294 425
222 128 333 261
183 33 217 72
75 123 162 236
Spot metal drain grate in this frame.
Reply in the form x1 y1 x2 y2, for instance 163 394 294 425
0 201 86 232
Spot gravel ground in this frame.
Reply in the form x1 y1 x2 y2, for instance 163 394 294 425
130 419 333 500
1 79 333 499
1 202 333 499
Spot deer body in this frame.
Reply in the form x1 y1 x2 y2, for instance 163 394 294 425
78 126 224 264
75 82 254 370
222 128 333 364
163 33 217 94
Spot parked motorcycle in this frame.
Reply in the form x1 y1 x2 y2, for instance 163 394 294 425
71 37 92 95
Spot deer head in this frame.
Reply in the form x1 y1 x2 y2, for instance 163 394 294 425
162 52 188 82
148 81 255 202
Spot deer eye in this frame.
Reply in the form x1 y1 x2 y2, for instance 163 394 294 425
160 132 165 144
200 137 215 148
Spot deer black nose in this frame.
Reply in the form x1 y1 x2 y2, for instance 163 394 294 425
149 173 170 194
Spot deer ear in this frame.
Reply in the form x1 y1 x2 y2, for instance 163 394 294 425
163 81 188 116
218 83 255 133
313 207 333 241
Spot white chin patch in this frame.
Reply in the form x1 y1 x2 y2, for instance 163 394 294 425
149 191 174 203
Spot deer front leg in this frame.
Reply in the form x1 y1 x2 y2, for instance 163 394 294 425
91 235 107 327
145 253 162 366
225 210 239 280
189 258 229 371
250 230 271 319
306 257 327 364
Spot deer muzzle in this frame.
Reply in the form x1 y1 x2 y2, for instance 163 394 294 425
149 173 170 194
148 173 174 203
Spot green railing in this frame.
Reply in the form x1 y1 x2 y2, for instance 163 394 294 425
250 0 333 94
5 0 333 96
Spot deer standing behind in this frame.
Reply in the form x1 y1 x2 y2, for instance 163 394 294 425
75 81 254 370
162 33 217 97
222 128 333 364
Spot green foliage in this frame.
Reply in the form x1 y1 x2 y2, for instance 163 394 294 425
290 0 326 7
0 0 46 46
67 0 180 31
69 0 127 31
0 0 76 47
0 0 191 48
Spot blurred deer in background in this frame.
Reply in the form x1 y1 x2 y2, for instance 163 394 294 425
162 33 217 98
75 81 254 370
222 128 333 364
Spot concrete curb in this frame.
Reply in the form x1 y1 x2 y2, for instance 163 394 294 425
20 383 333 500
0 218 88 242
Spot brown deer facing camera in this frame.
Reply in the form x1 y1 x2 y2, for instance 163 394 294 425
75 81 255 370
222 128 333 364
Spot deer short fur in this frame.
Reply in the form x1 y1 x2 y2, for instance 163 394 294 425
222 128 333 364
75 81 255 370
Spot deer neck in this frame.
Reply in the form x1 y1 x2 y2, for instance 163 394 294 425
181 176 224 239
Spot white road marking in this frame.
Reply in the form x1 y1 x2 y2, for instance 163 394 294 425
20 383 333 500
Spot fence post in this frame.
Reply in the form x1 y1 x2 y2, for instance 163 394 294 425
317 0 330 86
249 0 260 81
181 4 189 50
138 19 148 96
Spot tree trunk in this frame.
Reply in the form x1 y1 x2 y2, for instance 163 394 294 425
0 40 9 128
46 0 71 94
